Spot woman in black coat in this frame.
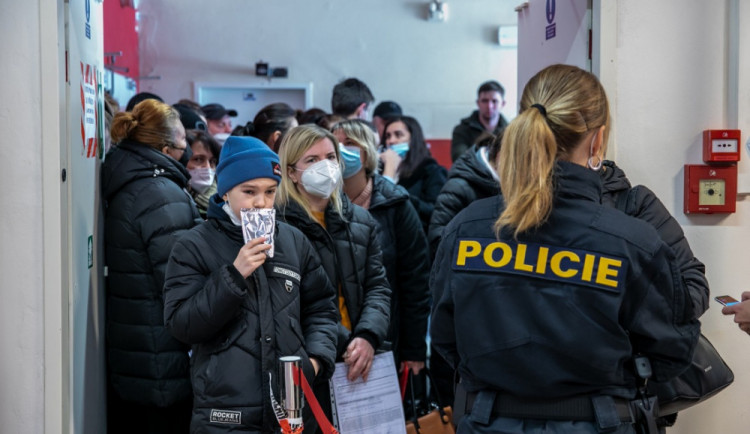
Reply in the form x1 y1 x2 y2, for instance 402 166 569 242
102 99 201 434
163 136 338 433
275 124 391 420
333 119 430 373
380 115 447 233
428 133 501 258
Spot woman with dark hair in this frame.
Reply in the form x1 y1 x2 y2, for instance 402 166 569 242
297 107 328 126
381 115 447 233
186 130 221 219
234 102 298 153
102 98 201 433
431 64 699 433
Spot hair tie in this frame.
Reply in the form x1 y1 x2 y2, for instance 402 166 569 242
530 103 547 117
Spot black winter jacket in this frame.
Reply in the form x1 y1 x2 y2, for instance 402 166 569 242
163 196 338 433
428 144 500 259
431 161 699 400
398 157 447 234
101 140 201 407
600 160 709 319
450 110 508 162
369 175 430 362
276 196 391 357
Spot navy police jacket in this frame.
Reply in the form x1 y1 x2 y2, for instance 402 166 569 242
430 161 699 400
164 196 338 433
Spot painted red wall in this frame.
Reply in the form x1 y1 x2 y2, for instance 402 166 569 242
103 1 139 87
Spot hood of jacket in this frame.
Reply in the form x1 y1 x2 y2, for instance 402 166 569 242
448 144 500 196
599 159 633 208
102 140 191 201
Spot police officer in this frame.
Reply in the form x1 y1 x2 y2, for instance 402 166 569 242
430 64 700 434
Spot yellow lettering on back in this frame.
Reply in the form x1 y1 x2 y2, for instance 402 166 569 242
456 240 482 266
535 247 549 274
581 254 596 282
550 251 580 278
514 243 534 272
596 257 622 288
484 242 512 268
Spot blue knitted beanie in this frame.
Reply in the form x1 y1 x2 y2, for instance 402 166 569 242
216 136 281 197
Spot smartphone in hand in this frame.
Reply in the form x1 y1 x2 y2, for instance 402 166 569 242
715 295 740 306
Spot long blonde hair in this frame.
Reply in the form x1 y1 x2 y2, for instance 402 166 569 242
276 124 343 220
110 99 180 151
496 64 610 237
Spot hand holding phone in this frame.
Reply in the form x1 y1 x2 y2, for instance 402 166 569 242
715 295 740 306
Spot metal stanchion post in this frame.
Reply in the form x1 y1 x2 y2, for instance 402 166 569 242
280 356 304 429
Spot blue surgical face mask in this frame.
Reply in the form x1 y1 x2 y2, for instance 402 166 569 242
339 144 363 179
390 142 409 158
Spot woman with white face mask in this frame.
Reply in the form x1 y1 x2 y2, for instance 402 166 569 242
276 124 392 423
186 130 221 219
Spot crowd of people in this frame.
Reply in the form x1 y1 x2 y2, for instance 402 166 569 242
101 67 722 434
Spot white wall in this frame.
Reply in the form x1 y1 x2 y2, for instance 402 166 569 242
137 0 520 138
603 2 750 433
0 1 53 433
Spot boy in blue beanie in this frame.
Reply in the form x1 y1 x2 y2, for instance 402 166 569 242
163 135 338 433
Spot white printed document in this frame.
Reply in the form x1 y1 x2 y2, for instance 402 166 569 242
329 351 406 434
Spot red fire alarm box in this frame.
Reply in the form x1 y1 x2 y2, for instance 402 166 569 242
684 164 737 214
703 129 741 163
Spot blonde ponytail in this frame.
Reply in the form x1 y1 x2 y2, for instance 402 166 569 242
495 108 557 237
495 64 610 238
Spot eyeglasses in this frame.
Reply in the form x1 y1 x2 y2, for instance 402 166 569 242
168 143 187 152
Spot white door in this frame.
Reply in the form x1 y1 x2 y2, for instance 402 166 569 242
516 0 591 101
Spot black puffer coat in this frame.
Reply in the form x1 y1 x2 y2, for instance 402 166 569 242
428 144 500 258
101 140 201 407
163 196 338 433
600 160 709 319
369 175 430 363
398 157 447 234
276 196 391 357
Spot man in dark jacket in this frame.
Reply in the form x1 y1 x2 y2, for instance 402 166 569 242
102 138 202 433
450 80 509 162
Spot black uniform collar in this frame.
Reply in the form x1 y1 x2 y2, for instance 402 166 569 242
554 160 603 203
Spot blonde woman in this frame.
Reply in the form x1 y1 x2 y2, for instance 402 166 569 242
430 64 699 433
102 98 201 433
333 119 430 376
276 124 391 419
